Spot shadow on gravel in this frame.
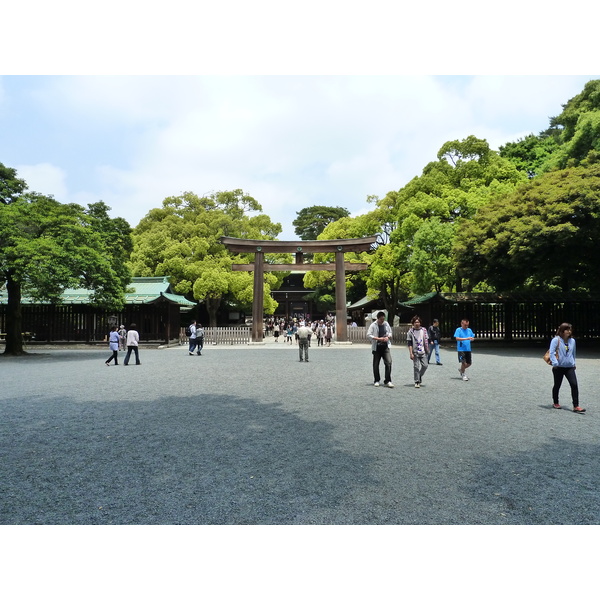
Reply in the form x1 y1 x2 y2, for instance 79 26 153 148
465 437 600 525
0 394 377 525
1 350 109 363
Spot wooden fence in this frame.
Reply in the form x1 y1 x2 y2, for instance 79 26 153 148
180 327 251 345
347 325 410 344
179 326 408 345
0 302 182 344
430 301 600 342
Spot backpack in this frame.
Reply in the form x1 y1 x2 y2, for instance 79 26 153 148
185 325 192 337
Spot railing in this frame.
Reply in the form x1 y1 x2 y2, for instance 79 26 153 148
346 325 410 344
180 327 251 345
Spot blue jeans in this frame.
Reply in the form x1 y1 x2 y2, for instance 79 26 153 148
189 337 204 354
124 346 140 365
428 340 441 363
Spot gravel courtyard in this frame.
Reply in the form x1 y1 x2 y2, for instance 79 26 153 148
1 339 598 525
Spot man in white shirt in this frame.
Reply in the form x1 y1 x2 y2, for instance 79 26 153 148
297 322 312 362
367 312 394 388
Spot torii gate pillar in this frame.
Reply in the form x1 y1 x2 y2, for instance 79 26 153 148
252 251 264 343
221 236 377 343
334 250 348 344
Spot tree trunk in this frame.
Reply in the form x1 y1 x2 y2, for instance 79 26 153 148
3 274 25 355
205 297 221 327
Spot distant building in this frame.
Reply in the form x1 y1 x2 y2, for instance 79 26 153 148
0 277 195 344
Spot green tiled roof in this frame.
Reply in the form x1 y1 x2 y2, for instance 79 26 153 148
402 292 442 306
0 277 196 307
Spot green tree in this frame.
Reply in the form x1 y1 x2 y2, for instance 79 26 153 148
390 137 525 294
0 162 28 204
292 205 350 240
305 208 402 316
128 190 282 326
1 180 133 355
407 217 455 294
500 79 600 176
302 138 525 315
499 134 560 179
455 164 600 292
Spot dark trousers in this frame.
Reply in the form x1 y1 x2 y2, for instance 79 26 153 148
299 338 309 361
190 337 204 354
124 346 140 365
372 346 392 384
552 366 579 407
106 350 118 365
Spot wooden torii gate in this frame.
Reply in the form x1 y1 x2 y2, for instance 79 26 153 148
221 236 377 343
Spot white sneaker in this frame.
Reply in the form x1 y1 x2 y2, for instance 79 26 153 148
462 373 469 381
374 382 380 387
414 382 420 388
386 382 395 388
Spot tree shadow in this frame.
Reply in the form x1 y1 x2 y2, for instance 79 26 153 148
0 393 378 525
0 349 112 363
462 437 600 524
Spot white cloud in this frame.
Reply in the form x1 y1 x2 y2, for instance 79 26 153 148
2 75 599 240
16 163 68 199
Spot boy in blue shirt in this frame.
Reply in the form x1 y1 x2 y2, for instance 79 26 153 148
454 318 475 381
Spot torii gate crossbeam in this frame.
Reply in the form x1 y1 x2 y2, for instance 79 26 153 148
221 236 377 343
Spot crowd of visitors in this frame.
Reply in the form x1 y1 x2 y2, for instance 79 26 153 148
265 315 335 349
104 313 588 413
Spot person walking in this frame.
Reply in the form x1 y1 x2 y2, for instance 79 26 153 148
297 322 311 362
195 323 205 355
105 326 120 366
427 318 442 365
367 311 394 388
549 322 586 413
118 324 127 351
316 321 325 346
123 323 141 365
407 316 429 388
454 318 475 381
188 320 198 355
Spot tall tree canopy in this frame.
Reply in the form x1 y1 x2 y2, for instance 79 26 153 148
0 163 27 204
306 137 526 316
386 136 525 296
128 190 283 326
1 163 133 355
455 164 600 293
500 79 600 177
292 205 350 240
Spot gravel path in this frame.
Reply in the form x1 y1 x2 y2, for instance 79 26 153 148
1 340 599 524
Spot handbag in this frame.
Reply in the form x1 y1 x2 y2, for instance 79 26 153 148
543 340 559 365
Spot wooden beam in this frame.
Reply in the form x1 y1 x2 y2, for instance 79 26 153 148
231 262 368 272
221 236 377 254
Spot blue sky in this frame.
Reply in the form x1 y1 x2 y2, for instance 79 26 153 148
2 75 599 240
1 4 598 241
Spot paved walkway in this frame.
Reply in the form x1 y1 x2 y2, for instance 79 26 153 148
1 341 599 524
